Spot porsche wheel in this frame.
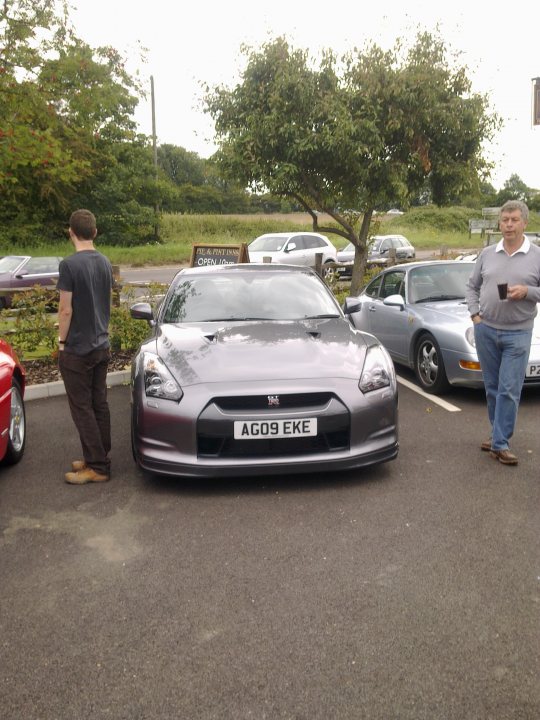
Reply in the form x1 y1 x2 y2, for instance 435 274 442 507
414 334 450 395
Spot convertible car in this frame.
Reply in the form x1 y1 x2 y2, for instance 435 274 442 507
129 263 398 478
344 260 540 394
0 338 26 466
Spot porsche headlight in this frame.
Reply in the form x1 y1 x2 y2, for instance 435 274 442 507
359 344 395 393
465 326 476 347
141 352 183 401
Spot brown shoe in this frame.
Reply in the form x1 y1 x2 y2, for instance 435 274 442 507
71 460 86 472
481 440 492 452
489 449 518 466
65 468 110 484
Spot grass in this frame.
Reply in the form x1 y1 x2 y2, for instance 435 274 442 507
4 207 540 265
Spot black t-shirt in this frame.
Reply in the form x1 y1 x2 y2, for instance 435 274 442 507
57 250 113 355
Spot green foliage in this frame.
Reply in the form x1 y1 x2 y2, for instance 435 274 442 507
395 205 477 232
0 0 150 245
109 283 167 351
6 286 57 358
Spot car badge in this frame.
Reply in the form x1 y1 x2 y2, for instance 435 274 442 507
268 395 280 407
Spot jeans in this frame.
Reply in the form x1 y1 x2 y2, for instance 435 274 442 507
59 348 111 475
474 323 532 450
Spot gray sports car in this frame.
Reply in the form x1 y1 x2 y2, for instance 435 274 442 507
129 264 398 478
344 260 540 394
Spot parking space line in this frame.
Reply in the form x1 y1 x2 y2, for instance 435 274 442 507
397 375 462 412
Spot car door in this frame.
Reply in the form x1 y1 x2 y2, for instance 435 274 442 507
363 269 409 361
283 235 309 266
13 257 60 291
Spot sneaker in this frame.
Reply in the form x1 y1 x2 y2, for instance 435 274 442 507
489 449 518 466
480 440 492 452
65 468 110 484
71 460 86 472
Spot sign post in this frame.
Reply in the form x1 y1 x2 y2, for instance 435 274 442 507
189 243 250 268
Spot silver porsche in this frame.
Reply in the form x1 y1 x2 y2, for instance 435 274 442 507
129 264 398 478
344 260 540 395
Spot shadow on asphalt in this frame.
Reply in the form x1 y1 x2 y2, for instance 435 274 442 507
137 460 395 498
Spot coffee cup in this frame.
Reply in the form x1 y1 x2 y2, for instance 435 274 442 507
497 283 508 300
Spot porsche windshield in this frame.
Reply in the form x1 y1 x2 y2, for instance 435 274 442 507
409 263 474 303
162 272 340 323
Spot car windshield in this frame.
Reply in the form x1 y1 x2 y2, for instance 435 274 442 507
162 272 341 323
409 264 473 303
248 235 288 252
0 256 26 273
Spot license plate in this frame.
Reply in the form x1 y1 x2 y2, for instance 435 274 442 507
526 363 540 377
234 418 317 439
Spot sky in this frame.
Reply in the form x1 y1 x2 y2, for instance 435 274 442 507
71 0 540 192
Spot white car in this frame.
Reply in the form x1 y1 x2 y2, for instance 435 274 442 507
248 232 337 270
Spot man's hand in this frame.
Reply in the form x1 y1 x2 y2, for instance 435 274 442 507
507 284 528 300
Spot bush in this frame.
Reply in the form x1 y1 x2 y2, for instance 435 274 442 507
6 287 58 359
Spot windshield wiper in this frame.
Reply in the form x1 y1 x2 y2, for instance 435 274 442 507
303 314 341 319
415 294 464 303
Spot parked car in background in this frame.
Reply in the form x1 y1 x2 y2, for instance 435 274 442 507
0 256 62 308
343 260 540 395
386 209 404 215
0 338 26 466
129 263 398 478
247 232 337 272
336 235 416 278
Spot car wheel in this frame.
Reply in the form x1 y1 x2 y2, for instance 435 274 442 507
1 378 26 465
322 260 337 281
414 334 450 395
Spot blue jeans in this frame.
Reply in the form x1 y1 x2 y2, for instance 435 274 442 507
474 323 532 450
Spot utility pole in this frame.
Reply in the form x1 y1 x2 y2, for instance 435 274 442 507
151 75 159 241
533 78 540 126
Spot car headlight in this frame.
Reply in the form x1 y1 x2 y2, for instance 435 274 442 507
465 326 476 347
359 344 395 393
141 352 183 401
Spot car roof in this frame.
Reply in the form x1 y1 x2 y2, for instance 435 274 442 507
253 232 327 238
176 263 319 277
381 260 475 272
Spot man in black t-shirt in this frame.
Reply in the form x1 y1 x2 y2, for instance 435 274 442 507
57 209 113 484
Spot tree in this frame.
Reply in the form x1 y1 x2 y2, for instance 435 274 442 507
0 0 145 245
206 35 499 292
496 174 535 206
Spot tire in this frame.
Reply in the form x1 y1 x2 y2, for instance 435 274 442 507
1 378 26 465
322 260 336 280
414 334 450 395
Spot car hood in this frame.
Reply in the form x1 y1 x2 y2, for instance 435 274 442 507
151 319 369 387
414 299 470 318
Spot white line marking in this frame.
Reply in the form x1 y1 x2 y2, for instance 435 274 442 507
397 376 462 412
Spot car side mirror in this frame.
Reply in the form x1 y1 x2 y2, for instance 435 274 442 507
130 302 155 325
383 294 405 310
343 297 362 314
285 242 296 252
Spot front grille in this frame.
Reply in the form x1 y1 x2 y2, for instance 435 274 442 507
197 392 350 460
215 393 333 411
198 429 349 458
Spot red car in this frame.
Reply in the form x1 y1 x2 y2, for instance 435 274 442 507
0 338 26 465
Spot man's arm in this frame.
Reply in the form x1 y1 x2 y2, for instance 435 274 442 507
465 257 483 319
58 290 73 350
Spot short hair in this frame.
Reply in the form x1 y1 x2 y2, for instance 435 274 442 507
69 209 97 240
499 200 529 223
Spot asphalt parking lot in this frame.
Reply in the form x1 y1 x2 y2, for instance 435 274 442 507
1 377 539 720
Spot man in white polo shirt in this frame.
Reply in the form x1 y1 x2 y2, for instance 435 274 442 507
466 200 540 465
